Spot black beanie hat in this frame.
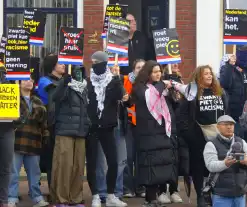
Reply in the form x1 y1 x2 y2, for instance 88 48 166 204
42 54 58 75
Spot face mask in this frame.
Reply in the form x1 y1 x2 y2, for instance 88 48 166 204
92 61 107 75
74 69 83 82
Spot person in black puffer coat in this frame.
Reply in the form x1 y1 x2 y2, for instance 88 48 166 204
131 60 178 207
50 67 90 206
220 54 247 137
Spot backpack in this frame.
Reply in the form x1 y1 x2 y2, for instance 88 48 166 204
239 100 247 130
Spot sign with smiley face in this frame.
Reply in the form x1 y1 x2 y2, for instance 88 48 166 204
152 28 181 65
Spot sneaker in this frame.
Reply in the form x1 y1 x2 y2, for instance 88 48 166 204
142 201 160 207
140 192 146 198
123 193 135 198
158 193 171 204
7 202 16 207
33 200 49 207
92 194 101 207
170 192 183 203
106 194 127 207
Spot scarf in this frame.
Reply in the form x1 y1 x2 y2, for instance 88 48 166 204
90 68 113 118
145 83 171 137
128 72 136 83
69 79 87 94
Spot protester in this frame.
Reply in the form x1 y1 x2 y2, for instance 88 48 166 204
37 54 65 190
131 60 178 206
120 14 149 75
177 65 228 207
203 115 247 207
86 51 127 207
49 67 89 206
219 54 247 137
0 67 15 207
8 78 49 207
94 65 127 202
122 59 146 198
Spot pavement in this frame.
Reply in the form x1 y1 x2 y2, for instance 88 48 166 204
17 180 198 207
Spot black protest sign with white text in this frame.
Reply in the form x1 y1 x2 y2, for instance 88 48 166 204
102 4 128 37
152 28 181 64
58 27 84 65
5 28 30 72
23 9 46 45
224 9 247 37
107 17 130 55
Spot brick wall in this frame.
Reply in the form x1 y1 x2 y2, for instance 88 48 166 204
83 0 104 71
176 0 196 82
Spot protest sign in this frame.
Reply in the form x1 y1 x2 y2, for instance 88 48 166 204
152 28 181 64
102 4 128 38
23 9 46 46
107 52 128 67
107 17 130 55
224 9 247 45
58 27 84 65
0 36 7 65
0 84 20 120
5 28 30 80
30 57 40 89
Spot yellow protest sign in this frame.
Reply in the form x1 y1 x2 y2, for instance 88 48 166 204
0 84 20 120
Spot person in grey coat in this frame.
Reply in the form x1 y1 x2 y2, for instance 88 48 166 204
203 115 247 207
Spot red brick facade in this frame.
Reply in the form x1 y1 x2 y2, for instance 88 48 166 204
84 0 196 80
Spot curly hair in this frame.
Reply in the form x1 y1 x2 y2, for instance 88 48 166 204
190 65 222 98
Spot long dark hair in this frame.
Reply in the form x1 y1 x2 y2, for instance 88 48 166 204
132 60 161 97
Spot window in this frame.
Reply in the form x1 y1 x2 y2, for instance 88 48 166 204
4 0 77 57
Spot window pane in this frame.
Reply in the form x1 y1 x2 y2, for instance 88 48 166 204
6 13 74 56
6 0 74 8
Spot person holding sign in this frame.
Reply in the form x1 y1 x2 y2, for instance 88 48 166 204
49 67 89 206
7 77 49 207
86 51 127 207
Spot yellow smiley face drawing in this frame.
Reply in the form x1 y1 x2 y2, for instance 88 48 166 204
166 40 180 58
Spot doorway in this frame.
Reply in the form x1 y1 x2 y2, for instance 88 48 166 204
109 0 169 39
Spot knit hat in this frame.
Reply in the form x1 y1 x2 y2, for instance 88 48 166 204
91 51 108 63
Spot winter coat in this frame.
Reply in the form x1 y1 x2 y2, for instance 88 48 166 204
132 82 178 185
52 78 90 138
220 63 247 122
87 76 124 129
14 95 49 155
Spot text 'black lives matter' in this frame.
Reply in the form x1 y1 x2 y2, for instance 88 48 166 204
58 27 84 65
107 17 130 55
5 27 30 80
101 4 128 38
224 9 247 45
23 9 46 46
0 36 7 64
152 28 181 65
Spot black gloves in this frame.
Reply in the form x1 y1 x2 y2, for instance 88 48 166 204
63 74 72 85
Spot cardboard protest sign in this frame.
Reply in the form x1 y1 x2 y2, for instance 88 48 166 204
0 84 20 120
107 17 130 55
5 28 30 80
102 4 128 38
0 36 7 65
107 52 128 67
58 27 84 65
23 9 46 46
153 28 181 64
224 9 247 45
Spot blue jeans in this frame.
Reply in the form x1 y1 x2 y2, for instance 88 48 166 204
96 125 127 198
212 195 246 207
8 152 44 203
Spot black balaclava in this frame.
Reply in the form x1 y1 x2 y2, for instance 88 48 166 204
92 61 107 75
